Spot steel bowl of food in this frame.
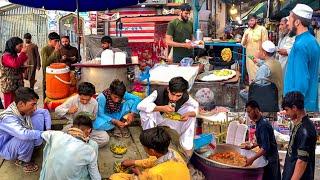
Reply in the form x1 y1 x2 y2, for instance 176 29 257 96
110 142 128 157
194 144 268 169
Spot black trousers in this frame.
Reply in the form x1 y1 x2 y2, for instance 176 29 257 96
263 160 281 180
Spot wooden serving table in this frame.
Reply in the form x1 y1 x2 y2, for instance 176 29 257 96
72 63 138 93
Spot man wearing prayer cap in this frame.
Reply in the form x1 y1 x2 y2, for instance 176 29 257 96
284 4 320 112
282 4 319 180
239 40 283 104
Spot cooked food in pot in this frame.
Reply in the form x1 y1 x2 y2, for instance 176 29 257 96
208 151 247 167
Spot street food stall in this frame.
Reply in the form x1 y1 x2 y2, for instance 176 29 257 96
72 63 137 93
192 111 320 179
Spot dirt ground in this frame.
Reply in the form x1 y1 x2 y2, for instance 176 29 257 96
0 68 319 179
0 70 148 179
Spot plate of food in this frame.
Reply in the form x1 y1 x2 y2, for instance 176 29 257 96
113 161 131 173
198 69 236 82
163 112 183 121
110 143 128 157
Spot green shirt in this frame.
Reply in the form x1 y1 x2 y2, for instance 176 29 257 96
166 18 193 63
40 45 61 74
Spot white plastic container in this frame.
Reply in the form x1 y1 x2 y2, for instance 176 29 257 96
196 29 203 41
101 49 114 65
114 52 127 65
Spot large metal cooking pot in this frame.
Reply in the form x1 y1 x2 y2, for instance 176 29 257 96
194 144 268 169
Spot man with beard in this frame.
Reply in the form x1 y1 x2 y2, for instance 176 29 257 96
23 33 41 89
95 36 121 59
166 3 194 63
276 17 295 77
241 15 268 82
284 4 320 111
60 36 79 70
281 91 317 180
137 77 198 157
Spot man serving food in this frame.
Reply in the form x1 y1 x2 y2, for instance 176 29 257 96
166 3 194 63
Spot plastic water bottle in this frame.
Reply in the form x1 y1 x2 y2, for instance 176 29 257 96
196 29 203 41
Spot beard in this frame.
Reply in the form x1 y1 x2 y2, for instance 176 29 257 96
181 15 188 22
249 23 256 29
279 30 288 39
289 26 297 37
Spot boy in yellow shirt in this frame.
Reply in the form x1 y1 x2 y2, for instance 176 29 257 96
110 127 190 180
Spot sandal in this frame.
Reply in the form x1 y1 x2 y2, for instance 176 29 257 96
113 127 122 138
121 127 130 138
15 160 39 173
23 162 39 173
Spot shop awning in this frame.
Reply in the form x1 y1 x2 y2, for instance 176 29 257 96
9 0 146 11
271 0 319 19
241 1 267 21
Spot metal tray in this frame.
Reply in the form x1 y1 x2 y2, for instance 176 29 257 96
194 144 268 169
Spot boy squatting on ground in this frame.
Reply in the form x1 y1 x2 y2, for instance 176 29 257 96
110 126 190 180
0 87 50 172
40 115 101 180
55 82 109 148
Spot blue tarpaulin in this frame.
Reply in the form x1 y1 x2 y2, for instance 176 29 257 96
9 0 146 11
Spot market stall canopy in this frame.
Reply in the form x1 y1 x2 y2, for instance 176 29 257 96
270 0 319 19
8 0 146 11
241 1 267 21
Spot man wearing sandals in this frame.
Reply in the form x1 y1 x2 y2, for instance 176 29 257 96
93 79 141 138
138 77 199 157
0 87 43 173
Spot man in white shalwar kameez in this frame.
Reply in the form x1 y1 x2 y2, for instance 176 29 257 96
138 77 198 156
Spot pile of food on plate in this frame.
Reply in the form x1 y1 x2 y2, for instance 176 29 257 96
110 143 128 155
163 112 183 121
113 161 131 173
212 69 233 76
208 151 247 167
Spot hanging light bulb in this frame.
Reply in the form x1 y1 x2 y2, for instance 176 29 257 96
229 4 238 15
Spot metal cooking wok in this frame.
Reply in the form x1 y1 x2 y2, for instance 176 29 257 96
194 144 268 169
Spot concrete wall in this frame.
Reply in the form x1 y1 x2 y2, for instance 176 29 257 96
211 0 226 38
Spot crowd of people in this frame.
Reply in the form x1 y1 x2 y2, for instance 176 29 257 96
0 75 199 179
0 2 318 180
239 4 320 113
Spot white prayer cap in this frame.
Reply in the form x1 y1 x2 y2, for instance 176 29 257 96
262 40 276 53
292 4 313 20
